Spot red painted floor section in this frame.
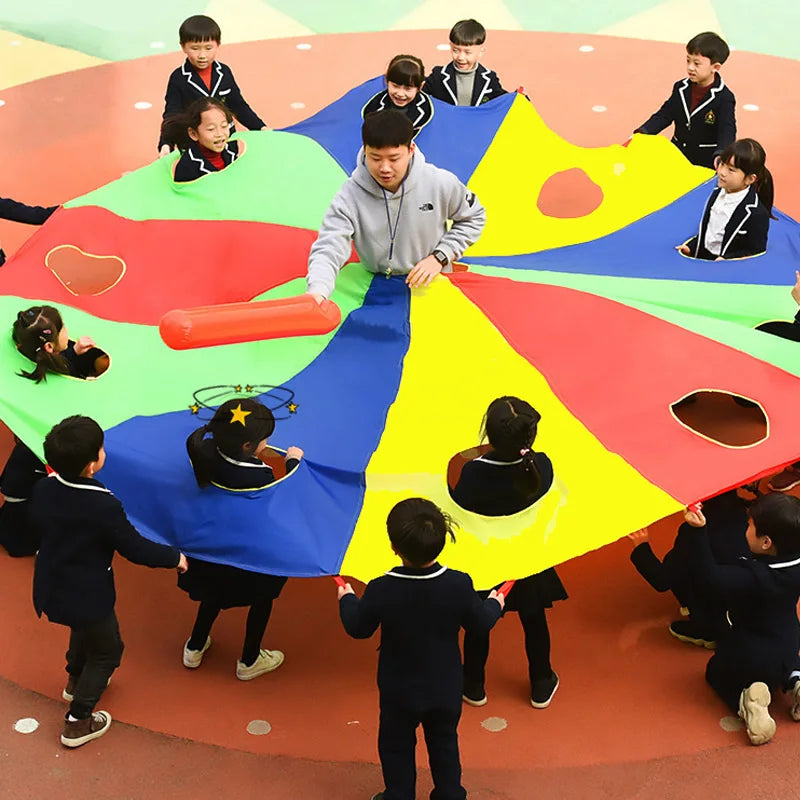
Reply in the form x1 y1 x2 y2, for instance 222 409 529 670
2 30 800 798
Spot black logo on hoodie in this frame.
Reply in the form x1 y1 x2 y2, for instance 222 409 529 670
419 202 434 211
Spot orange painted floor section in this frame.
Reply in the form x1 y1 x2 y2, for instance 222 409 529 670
2 30 800 799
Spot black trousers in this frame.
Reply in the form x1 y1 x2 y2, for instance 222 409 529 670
187 599 274 665
463 606 552 693
378 703 466 800
66 610 124 719
705 648 789 712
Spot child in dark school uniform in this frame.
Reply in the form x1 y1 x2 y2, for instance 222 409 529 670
12 305 109 382
161 98 243 183
0 438 47 557
683 493 800 745
628 489 750 649
0 196 58 265
424 19 507 107
362 55 434 136
635 31 735 168
450 396 566 709
181 398 303 680
32 416 186 748
677 139 773 260
338 497 504 800
159 15 266 155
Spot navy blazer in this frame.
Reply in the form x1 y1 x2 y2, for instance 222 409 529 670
158 59 266 150
362 90 434 135
689 525 800 682
424 62 507 106
686 184 769 259
637 73 736 168
0 197 58 266
32 474 179 628
340 563 501 710
174 140 241 183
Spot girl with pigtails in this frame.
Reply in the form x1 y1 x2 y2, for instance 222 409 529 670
451 395 567 710
180 398 303 681
12 305 109 383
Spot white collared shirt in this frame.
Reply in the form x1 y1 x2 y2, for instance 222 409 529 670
704 187 749 255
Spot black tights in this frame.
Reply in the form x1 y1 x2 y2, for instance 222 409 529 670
463 606 551 693
188 599 274 666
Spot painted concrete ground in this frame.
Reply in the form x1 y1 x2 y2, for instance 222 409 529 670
1 6 800 799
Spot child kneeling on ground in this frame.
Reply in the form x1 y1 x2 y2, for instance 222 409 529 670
684 493 800 745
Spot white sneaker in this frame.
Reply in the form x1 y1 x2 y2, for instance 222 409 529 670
183 636 211 669
236 649 285 681
738 682 776 745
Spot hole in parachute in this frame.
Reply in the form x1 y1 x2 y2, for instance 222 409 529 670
676 245 765 262
671 390 768 448
536 168 603 219
45 245 126 296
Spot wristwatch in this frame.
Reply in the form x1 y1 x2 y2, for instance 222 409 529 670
432 249 449 268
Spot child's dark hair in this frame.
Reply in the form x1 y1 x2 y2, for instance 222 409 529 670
718 138 775 218
362 110 414 149
186 398 276 488
686 32 729 65
44 415 104 480
450 19 486 47
161 98 232 152
12 305 70 384
387 498 455 567
749 493 800 557
385 54 425 89
179 15 221 45
483 396 542 499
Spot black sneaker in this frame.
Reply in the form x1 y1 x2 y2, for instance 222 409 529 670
531 671 559 709
668 620 716 649
370 793 385 800
462 684 487 707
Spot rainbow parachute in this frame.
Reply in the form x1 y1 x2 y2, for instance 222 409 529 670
2 77 800 587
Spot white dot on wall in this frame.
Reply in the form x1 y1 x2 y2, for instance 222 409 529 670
290 102 305 110
480 716 508 732
9 40 22 47
719 715 745 732
296 43 312 51
14 718 39 734
436 43 450 51
592 105 607 113
0 100 6 107
134 101 152 110
246 719 272 735
150 41 165 49
579 45 595 52
743 103 760 112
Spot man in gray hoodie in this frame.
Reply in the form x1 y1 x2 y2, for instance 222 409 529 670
306 111 486 301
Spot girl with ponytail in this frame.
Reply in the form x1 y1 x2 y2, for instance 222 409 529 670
181 398 303 681
161 97 242 183
679 138 774 260
12 305 109 383
451 395 566 710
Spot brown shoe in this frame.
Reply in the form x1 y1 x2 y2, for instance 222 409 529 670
61 711 112 748
768 466 800 493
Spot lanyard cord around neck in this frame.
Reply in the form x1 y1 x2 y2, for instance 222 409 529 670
382 181 406 263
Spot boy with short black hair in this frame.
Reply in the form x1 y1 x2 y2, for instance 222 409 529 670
32 416 187 748
634 31 735 168
338 498 504 800
306 111 486 300
424 18 507 106
158 14 267 154
684 493 800 745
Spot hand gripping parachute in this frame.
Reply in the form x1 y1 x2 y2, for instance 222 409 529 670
2 77 800 587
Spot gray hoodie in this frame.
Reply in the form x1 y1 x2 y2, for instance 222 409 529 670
306 148 486 298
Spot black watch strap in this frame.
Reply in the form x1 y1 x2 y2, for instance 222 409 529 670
432 249 448 267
